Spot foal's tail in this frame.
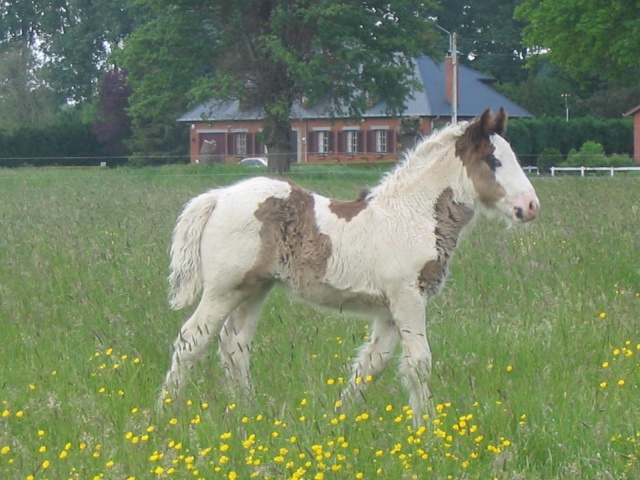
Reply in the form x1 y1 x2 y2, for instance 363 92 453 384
168 190 219 310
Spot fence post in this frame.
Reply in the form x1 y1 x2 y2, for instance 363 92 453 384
551 166 555 177
581 166 585 177
610 167 614 177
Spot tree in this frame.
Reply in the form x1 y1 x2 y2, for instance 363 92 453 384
117 7 218 163
516 0 640 84
1 0 143 103
0 42 58 130
139 0 437 172
42 0 145 102
92 67 132 157
434 0 528 84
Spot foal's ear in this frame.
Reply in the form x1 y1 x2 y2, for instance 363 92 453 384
494 107 508 136
475 108 508 139
472 108 494 142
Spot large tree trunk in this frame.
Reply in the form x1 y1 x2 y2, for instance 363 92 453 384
262 113 293 173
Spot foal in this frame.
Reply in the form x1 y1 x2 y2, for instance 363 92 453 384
160 108 539 425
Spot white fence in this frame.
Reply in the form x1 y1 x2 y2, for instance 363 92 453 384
550 166 640 177
522 166 640 176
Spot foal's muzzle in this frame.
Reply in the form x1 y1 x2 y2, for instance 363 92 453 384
511 191 540 222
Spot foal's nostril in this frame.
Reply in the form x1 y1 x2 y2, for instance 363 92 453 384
514 206 524 220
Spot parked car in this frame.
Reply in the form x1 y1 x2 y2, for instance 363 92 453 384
238 157 268 167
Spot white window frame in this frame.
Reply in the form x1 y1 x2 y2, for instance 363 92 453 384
375 130 388 153
346 130 358 154
318 131 330 154
235 132 247 156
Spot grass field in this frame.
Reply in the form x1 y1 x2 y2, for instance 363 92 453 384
0 165 638 480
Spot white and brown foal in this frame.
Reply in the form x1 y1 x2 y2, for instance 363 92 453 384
160 108 540 425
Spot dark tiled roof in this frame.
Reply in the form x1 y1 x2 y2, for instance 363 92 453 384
178 55 532 122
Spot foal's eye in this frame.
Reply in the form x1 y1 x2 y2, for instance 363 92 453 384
485 155 502 170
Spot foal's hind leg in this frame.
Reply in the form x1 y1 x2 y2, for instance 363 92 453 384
341 315 399 405
160 288 249 407
218 286 271 400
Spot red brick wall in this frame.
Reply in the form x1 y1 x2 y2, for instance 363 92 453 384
186 117 432 164
634 113 640 164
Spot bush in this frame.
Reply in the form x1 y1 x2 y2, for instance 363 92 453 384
536 147 563 173
566 141 607 167
607 154 634 168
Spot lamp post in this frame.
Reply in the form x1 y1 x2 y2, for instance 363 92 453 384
561 93 570 122
435 24 457 124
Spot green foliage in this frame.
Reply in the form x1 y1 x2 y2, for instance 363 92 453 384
0 42 59 129
117 8 215 162
0 0 144 102
516 0 640 83
563 141 634 169
0 122 107 167
536 147 563 173
505 117 633 165
434 0 528 84
566 141 606 167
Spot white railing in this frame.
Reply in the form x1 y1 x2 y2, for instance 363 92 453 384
523 166 540 175
550 166 640 177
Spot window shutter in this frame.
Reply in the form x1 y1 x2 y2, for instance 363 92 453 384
227 133 234 154
366 131 374 153
244 133 251 155
357 131 363 153
308 132 316 153
337 131 345 154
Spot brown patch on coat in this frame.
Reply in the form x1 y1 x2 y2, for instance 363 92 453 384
455 108 507 207
244 184 332 295
328 189 370 221
418 188 474 297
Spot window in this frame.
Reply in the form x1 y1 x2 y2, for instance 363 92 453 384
375 130 388 153
346 131 358 154
235 132 247 156
318 131 330 154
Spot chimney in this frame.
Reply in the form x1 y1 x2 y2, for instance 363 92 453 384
445 55 458 106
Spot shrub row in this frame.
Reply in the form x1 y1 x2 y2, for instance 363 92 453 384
0 123 125 168
504 116 633 166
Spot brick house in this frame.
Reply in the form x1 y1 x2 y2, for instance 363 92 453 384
623 104 640 163
178 55 533 165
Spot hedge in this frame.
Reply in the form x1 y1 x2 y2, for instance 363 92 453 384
504 116 633 166
0 122 122 168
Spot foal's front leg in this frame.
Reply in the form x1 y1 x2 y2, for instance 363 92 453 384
342 315 399 405
389 287 434 427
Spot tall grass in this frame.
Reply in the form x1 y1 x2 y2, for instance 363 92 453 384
0 166 638 479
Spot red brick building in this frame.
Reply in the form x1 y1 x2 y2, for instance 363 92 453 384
178 56 533 165
623 104 640 164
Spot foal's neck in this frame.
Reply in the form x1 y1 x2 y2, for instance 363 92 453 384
371 147 472 214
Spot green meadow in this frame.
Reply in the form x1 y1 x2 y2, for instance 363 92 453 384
0 165 638 480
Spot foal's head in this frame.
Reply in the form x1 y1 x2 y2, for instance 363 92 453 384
456 108 540 223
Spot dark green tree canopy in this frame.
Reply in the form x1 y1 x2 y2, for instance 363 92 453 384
516 0 640 84
434 0 528 84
